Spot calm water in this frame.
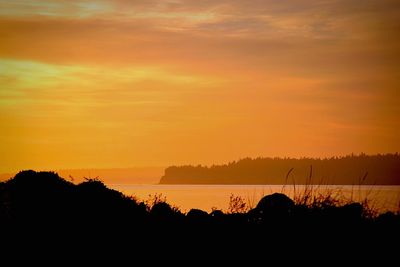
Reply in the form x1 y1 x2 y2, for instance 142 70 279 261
108 184 400 213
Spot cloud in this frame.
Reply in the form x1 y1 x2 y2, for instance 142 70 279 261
0 0 114 18
0 0 399 170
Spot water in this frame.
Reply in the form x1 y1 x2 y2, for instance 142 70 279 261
108 184 400 213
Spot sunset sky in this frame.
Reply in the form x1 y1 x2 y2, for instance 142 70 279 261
1 0 399 173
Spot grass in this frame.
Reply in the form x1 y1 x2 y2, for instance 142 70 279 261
225 165 399 218
283 166 385 217
88 167 398 217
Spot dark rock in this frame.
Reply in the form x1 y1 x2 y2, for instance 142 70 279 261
210 209 224 218
187 208 208 219
255 193 294 212
376 211 400 229
249 193 295 223
340 202 363 219
150 202 175 217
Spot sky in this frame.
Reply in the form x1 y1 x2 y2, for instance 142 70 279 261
0 0 399 172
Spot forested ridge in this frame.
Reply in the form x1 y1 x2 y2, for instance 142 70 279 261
160 154 400 185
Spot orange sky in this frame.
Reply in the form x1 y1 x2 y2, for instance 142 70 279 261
0 0 399 173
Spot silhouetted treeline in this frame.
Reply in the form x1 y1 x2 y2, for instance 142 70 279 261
160 153 400 185
1 171 399 260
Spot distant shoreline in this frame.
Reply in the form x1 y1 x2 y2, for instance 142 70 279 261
160 154 400 185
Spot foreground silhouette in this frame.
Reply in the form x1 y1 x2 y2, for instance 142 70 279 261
1 171 398 260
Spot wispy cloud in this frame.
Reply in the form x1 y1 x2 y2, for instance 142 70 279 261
0 1 112 18
0 0 399 170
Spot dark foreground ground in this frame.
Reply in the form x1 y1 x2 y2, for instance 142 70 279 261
1 171 399 262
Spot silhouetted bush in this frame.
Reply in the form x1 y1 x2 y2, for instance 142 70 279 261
227 194 248 214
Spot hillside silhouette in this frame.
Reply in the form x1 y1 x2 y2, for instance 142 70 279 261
1 170 399 260
160 153 400 185
0 167 163 184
